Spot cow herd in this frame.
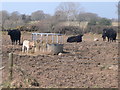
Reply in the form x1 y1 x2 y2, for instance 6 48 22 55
67 28 117 43
7 28 117 53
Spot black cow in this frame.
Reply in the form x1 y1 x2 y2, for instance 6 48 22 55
67 35 83 43
102 28 117 42
8 29 21 45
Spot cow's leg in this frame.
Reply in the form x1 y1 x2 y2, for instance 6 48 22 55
19 39 21 45
112 39 113 42
107 37 110 42
27 47 29 53
109 38 111 42
16 40 18 45
113 37 116 42
13 39 16 45
10 37 13 45
103 37 106 41
22 46 24 53
110 38 113 42
11 39 14 45
15 40 17 45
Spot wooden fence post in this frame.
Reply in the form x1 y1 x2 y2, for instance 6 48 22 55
9 53 13 81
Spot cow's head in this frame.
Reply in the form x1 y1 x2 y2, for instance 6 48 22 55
78 34 83 37
30 41 35 47
8 30 12 35
103 29 107 33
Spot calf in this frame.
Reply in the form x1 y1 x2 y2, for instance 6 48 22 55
22 40 35 53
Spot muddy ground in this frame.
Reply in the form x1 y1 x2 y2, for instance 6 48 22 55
1 32 119 88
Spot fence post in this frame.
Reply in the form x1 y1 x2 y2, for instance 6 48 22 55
9 53 13 81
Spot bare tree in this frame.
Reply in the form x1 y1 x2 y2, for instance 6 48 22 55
21 14 31 23
54 10 67 22
55 2 84 21
10 11 21 21
31 10 45 21
54 2 85 33
44 14 51 20
9 11 25 28
0 10 10 29
77 12 99 22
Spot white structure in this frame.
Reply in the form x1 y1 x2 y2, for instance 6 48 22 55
32 33 64 44
32 33 64 54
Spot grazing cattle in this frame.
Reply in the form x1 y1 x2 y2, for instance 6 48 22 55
102 28 117 42
67 35 83 43
8 29 21 45
22 40 35 53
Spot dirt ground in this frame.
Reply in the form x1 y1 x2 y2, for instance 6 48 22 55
1 32 118 88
